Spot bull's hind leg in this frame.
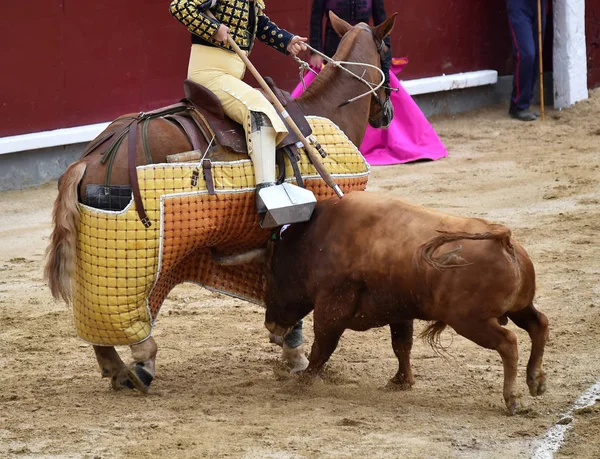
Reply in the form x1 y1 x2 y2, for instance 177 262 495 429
387 320 415 390
449 318 520 415
507 304 549 397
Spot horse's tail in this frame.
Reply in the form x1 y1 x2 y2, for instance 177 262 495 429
417 224 514 271
44 161 87 304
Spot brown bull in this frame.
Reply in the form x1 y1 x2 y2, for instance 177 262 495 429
215 191 549 414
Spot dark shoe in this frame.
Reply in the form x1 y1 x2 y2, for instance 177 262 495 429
509 108 536 122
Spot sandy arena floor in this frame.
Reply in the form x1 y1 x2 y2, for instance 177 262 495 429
1 90 599 458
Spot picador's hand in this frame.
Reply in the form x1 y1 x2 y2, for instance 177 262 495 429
287 36 308 55
214 24 230 43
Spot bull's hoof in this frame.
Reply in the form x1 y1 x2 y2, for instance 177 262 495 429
386 378 414 391
505 395 520 416
527 372 547 397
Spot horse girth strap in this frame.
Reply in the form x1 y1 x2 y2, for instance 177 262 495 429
128 119 152 228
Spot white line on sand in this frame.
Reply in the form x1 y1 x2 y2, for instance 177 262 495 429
531 379 600 458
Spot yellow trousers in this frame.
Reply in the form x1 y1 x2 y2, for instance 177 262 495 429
187 44 288 151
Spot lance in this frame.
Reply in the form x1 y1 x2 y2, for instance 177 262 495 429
207 11 344 198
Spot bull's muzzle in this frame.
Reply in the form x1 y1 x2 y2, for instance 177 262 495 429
264 321 293 338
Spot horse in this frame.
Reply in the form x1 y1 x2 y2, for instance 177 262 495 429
44 12 398 393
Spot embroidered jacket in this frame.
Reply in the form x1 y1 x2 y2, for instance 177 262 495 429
310 0 389 58
170 0 294 55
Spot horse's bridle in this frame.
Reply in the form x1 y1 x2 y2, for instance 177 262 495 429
295 23 394 122
356 23 393 123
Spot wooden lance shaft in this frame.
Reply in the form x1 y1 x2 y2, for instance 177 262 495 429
537 0 545 121
206 12 344 198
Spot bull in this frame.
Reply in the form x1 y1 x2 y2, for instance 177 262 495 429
214 191 549 414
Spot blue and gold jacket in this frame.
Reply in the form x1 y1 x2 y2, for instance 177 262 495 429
170 0 294 55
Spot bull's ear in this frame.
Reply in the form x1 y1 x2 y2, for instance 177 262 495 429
329 11 352 37
372 12 398 41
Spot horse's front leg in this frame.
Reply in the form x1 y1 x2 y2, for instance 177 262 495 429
129 337 158 391
93 336 157 393
270 321 308 373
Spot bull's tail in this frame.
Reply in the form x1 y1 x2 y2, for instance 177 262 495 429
417 224 514 271
44 161 87 304
419 320 449 355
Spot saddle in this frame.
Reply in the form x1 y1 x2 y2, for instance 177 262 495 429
175 78 312 156
82 78 314 226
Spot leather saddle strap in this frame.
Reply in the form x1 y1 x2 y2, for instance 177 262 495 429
80 129 116 159
284 146 304 188
165 113 207 151
141 118 153 164
275 148 286 184
128 120 151 228
202 159 216 195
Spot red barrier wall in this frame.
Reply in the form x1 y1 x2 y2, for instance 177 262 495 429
587 1 600 89
0 0 564 138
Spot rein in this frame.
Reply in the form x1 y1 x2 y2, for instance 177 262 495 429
292 24 397 109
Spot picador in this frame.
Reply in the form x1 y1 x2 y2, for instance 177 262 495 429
169 0 316 226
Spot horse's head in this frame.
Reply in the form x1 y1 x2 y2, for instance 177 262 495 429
329 11 398 129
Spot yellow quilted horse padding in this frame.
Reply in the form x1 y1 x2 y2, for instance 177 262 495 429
73 116 370 345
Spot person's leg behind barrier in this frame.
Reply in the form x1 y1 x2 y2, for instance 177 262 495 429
506 0 537 120
529 0 547 107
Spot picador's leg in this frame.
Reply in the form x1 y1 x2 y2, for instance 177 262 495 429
250 112 277 215
507 304 549 397
387 320 415 390
249 112 315 228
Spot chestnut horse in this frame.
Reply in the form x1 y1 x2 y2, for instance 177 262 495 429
44 12 397 392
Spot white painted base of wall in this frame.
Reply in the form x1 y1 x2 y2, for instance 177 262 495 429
0 122 110 156
400 70 498 96
0 70 499 156
553 0 588 109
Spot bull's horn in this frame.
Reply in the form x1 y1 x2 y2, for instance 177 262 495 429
210 248 267 266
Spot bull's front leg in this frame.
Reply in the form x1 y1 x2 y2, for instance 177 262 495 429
305 309 345 376
387 320 415 390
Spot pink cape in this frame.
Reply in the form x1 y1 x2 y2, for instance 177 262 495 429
291 59 448 166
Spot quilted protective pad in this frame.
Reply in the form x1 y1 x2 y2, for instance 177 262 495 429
73 117 370 345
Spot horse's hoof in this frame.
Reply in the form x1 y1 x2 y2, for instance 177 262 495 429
282 343 309 374
133 363 154 389
114 366 151 394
